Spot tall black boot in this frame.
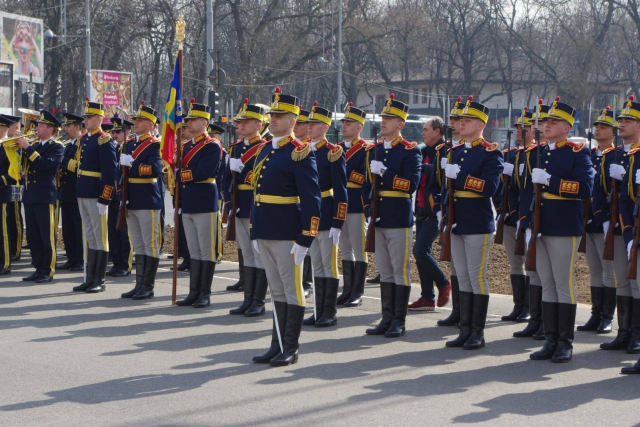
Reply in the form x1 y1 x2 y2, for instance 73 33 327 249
438 276 460 326
122 254 146 298
270 304 306 366
230 266 257 315
621 357 640 374
337 260 355 305
345 261 367 307
366 273 380 284
597 287 616 333
464 293 489 349
193 260 215 308
514 282 542 337
226 249 244 291
516 276 530 322
244 268 268 317
530 302 559 360
577 286 603 331
253 301 287 364
176 259 201 306
366 282 395 335
86 250 109 293
316 277 339 327
601 295 631 350
302 255 313 296
501 274 525 321
133 256 159 300
303 277 325 326
73 249 96 292
446 291 473 347
552 303 576 363
627 298 640 354
385 285 412 338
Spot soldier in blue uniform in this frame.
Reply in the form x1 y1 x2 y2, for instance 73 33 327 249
442 96 503 350
0 115 19 275
57 112 85 271
336 102 371 308
209 122 227 265
579 106 616 335
16 110 64 283
294 106 314 297
71 100 117 293
527 97 593 363
251 87 322 367
119 101 163 300
170 121 191 272
1 114 24 262
226 99 270 316
364 93 421 338
609 97 640 354
301 101 348 328
106 114 134 278
174 100 221 308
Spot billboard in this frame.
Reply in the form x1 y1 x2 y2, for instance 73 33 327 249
0 61 13 115
0 12 44 84
90 70 133 117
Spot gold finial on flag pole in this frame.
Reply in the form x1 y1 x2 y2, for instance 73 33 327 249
176 16 186 50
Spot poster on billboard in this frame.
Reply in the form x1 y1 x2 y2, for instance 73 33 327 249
0 12 44 84
90 70 133 117
0 61 13 115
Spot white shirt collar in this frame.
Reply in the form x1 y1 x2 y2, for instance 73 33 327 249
625 143 632 152
549 142 556 150
452 138 461 146
243 138 249 145
344 140 351 149
310 140 321 151
271 135 288 150
383 139 392 150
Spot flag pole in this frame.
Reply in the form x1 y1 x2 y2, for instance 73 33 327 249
172 16 185 305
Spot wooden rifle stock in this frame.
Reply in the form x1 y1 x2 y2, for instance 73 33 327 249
226 169 239 241
365 172 378 253
116 144 129 230
440 177 454 261
494 174 510 245
627 185 640 279
603 178 619 260
525 183 541 271
577 197 590 253
514 227 525 255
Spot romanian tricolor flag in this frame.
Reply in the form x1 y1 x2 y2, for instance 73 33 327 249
160 56 183 195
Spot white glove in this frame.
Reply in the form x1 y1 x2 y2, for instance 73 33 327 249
120 154 134 167
290 243 308 265
97 202 108 216
370 160 386 176
442 223 457 234
230 158 244 173
603 221 610 239
376 217 381 223
636 169 640 185
531 168 551 185
519 163 524 175
445 164 460 179
440 157 448 169
329 227 341 246
253 240 260 255
366 216 380 223
178 208 182 215
628 240 634 260
502 163 514 177
516 220 520 230
436 211 442 229
610 164 626 181
525 229 532 247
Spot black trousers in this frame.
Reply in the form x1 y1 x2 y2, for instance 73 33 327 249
24 202 56 276
6 200 22 257
61 201 83 265
108 200 133 271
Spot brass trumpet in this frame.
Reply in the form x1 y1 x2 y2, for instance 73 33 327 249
0 132 38 147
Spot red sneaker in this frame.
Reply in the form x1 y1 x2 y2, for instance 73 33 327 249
437 281 451 307
408 297 435 311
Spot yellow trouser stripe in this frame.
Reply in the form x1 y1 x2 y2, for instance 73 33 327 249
568 236 577 304
210 212 215 261
294 248 304 306
478 233 490 295
216 209 223 262
101 211 108 251
360 214 367 262
127 230 133 271
14 202 21 257
330 241 339 278
2 204 9 269
150 210 157 258
402 227 410 286
49 204 56 277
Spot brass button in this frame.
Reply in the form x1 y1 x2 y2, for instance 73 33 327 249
263 166 266 169
384 159 387 161
464 150 468 153
258 184 261 187
385 150 389 153
260 175 263 178
256 203 261 206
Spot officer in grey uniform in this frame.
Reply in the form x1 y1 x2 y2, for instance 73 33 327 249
364 94 421 338
251 88 322 367
528 97 593 363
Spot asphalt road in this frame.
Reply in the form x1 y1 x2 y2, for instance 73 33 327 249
1 254 640 426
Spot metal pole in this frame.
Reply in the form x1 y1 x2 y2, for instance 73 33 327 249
206 0 214 101
336 0 342 112
85 0 91 98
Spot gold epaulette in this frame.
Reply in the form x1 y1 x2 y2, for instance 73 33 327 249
291 138 311 161
435 143 446 151
568 141 586 152
98 133 111 145
327 143 343 162
601 146 615 155
400 139 418 150
365 141 378 151
482 141 499 152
